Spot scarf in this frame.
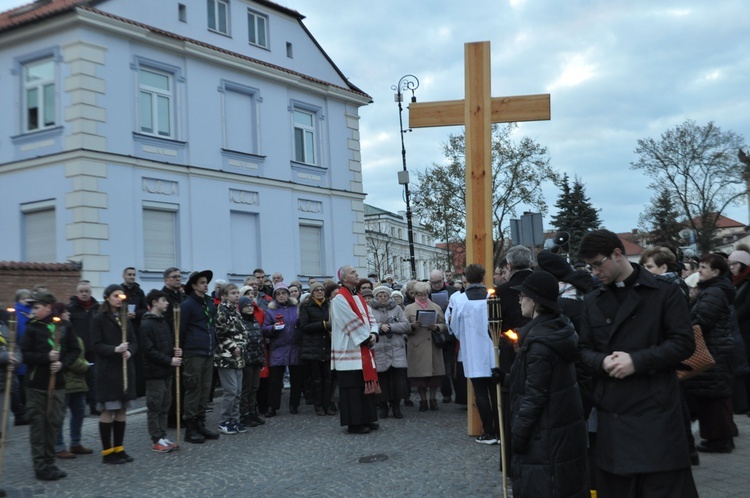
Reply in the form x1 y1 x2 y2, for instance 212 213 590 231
338 286 380 395
415 296 430 310
732 266 750 287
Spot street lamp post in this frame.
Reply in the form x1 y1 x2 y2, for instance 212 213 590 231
393 74 419 280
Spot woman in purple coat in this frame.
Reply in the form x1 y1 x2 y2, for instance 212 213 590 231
262 283 303 417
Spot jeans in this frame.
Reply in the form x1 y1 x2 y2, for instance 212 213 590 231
217 368 243 422
55 391 87 451
240 364 261 416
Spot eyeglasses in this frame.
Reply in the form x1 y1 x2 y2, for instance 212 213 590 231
588 256 610 270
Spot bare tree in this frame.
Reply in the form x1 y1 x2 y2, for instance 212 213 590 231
412 123 556 266
631 120 747 253
365 220 408 280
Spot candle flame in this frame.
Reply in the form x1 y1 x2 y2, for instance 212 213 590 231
504 330 518 342
52 317 61 323
117 293 127 299
487 289 496 297
6 308 14 313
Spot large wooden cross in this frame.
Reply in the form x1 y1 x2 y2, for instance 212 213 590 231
409 41 550 435
410 41 550 283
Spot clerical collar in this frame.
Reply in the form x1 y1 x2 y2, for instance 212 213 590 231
613 264 639 288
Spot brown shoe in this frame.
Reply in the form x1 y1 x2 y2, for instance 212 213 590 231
70 445 94 455
55 450 76 459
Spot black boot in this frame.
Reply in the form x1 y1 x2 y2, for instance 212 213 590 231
391 401 403 419
197 416 220 440
251 408 266 425
185 419 205 444
379 403 389 419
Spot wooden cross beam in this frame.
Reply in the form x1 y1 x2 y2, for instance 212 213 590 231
408 41 550 437
409 41 550 286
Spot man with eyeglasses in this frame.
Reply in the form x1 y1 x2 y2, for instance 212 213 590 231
578 229 697 498
161 267 186 428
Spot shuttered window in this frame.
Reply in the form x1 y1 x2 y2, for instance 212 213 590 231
143 206 177 270
299 223 323 275
23 207 56 262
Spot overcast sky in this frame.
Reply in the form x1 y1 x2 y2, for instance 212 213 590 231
3 0 749 234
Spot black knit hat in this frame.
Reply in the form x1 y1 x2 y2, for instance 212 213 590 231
536 251 573 280
103 284 124 299
511 271 560 313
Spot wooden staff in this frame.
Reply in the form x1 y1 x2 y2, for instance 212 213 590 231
47 317 62 416
0 308 18 480
487 292 509 498
119 294 128 394
173 306 181 448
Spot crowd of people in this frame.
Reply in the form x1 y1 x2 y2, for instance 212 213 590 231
1 231 749 497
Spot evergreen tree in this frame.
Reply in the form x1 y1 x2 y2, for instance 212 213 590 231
550 175 601 258
638 189 683 251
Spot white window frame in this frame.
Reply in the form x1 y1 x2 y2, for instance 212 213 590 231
23 57 56 132
21 199 56 262
247 9 268 48
208 0 230 35
143 201 179 270
138 67 174 138
292 107 318 165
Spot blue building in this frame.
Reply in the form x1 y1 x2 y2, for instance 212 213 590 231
0 0 371 293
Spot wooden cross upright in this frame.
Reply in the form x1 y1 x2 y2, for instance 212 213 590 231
409 41 550 437
409 41 550 284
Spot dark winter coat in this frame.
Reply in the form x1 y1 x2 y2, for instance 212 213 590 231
510 313 588 498
578 265 694 475
121 282 148 330
179 293 216 358
262 299 301 366
160 285 186 334
21 316 80 391
64 336 89 394
214 302 247 369
298 297 331 362
91 310 138 402
685 275 737 397
67 295 100 355
240 313 265 367
496 269 533 374
139 312 175 380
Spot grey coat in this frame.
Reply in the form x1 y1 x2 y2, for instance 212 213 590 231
371 299 410 372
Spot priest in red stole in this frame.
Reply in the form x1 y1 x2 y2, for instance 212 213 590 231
330 265 381 434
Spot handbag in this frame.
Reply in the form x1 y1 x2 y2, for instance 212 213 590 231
677 325 716 381
431 328 448 348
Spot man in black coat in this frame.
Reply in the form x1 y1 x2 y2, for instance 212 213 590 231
122 267 148 397
67 280 100 414
429 270 458 403
578 229 697 498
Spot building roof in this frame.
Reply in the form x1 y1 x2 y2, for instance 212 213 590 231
689 213 746 229
617 232 645 256
0 261 82 271
0 0 371 100
364 203 403 219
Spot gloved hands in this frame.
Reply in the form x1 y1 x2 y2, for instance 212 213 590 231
491 367 505 385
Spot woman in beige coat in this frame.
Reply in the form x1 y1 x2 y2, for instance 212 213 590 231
404 282 447 412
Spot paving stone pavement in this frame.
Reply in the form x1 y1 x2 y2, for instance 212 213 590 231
0 392 748 497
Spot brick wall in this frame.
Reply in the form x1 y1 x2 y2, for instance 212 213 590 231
0 262 82 310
